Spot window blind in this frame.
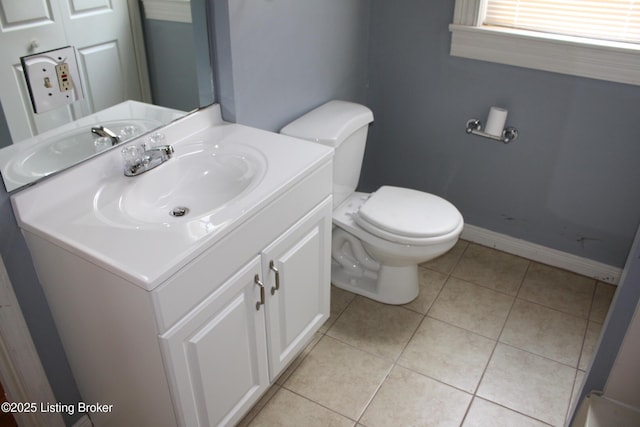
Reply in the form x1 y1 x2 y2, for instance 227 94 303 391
484 0 640 44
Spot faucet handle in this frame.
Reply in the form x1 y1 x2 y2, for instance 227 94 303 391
121 145 144 169
146 132 166 149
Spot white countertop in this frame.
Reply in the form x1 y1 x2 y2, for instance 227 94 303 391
11 105 333 290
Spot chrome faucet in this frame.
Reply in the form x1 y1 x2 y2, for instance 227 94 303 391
91 125 121 145
121 144 174 177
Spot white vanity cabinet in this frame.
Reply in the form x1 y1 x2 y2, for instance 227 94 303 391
159 200 331 427
11 106 335 427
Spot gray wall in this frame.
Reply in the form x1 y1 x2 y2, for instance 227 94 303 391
142 19 201 111
361 0 640 268
212 0 370 131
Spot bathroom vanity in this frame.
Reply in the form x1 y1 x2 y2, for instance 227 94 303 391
11 105 333 426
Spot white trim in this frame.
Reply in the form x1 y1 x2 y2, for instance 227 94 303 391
141 0 192 23
449 0 640 86
0 256 65 427
461 224 622 284
128 0 153 103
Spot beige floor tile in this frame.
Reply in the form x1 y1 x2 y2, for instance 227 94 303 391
402 267 448 314
283 335 392 420
428 277 514 339
518 262 595 318
579 321 602 371
590 282 616 323
327 296 422 360
451 243 529 295
320 286 357 333
477 344 576 426
399 317 495 393
247 388 355 427
421 239 469 274
360 365 472 427
500 299 587 367
462 397 549 427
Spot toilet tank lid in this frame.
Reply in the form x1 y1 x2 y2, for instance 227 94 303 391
280 100 374 147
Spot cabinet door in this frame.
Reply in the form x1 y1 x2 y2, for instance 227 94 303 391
263 199 332 379
159 257 269 427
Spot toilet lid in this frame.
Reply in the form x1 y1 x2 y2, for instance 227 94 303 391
356 186 462 239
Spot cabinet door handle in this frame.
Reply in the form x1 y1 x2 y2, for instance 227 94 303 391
255 274 265 310
269 261 280 295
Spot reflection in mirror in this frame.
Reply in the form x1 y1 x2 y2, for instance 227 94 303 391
0 0 214 192
0 101 183 190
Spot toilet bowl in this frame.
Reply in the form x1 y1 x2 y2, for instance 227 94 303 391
280 100 464 304
331 189 462 304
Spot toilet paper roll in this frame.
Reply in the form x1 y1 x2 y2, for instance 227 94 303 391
485 107 508 137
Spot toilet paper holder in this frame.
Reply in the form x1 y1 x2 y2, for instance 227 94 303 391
465 119 519 144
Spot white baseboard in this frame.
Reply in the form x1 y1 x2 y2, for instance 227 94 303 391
461 224 622 285
72 414 93 427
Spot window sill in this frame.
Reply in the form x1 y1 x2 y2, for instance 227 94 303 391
449 24 640 86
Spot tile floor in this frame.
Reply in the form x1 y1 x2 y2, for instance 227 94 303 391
238 241 616 427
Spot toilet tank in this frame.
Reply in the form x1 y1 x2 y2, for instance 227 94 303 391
280 100 374 207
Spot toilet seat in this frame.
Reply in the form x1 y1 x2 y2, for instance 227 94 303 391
354 186 463 245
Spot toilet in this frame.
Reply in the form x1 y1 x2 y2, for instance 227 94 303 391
280 100 463 304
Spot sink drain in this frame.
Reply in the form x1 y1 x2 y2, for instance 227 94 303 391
170 206 189 217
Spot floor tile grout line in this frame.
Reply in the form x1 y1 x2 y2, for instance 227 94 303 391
513 295 593 321
467 396 556 427
352 361 395 426
277 385 361 424
564 369 583 427
513 256 532 299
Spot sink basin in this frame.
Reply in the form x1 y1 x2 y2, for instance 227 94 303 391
5 119 161 181
94 141 267 224
10 104 333 288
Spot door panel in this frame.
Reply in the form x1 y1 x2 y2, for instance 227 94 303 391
77 41 125 112
1 0 54 29
68 0 111 15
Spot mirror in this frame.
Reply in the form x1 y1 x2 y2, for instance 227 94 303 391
0 0 214 192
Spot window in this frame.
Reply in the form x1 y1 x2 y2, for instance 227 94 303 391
449 0 640 86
